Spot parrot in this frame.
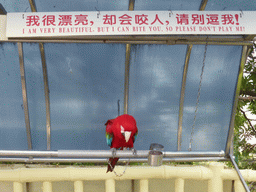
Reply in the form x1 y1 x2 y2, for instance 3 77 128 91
105 114 138 173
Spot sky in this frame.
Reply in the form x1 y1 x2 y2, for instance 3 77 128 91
0 0 255 152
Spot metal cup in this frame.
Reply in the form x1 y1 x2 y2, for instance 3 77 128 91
148 150 163 166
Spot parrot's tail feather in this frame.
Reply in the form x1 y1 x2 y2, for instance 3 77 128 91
107 157 119 173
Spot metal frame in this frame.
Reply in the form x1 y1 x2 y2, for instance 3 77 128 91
224 45 251 192
177 44 192 151
123 0 134 114
0 157 228 164
0 3 7 15
4 36 253 45
0 150 225 158
199 0 208 11
124 44 131 114
39 42 51 150
1 1 255 191
230 155 250 192
28 0 52 150
225 45 248 156
18 43 33 150
177 0 208 151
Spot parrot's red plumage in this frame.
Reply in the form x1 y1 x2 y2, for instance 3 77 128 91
105 114 138 173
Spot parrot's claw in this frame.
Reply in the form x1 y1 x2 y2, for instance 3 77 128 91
111 148 117 157
131 148 137 156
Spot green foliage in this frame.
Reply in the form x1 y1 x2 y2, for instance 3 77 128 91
230 43 256 191
233 43 256 170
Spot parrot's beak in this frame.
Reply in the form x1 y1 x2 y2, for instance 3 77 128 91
124 131 132 143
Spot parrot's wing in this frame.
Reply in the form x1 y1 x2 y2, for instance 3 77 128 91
105 119 114 147
133 130 138 143
106 132 113 146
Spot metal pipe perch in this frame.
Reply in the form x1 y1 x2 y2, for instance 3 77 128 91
0 150 225 158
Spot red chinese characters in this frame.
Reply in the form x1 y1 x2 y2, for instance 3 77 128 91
192 14 204 25
176 13 238 26
119 14 132 25
221 14 234 25
103 15 116 25
75 14 89 25
176 14 189 25
151 14 164 25
135 14 148 25
58 15 72 26
25 12 240 31
206 14 219 25
42 15 56 26
26 15 40 26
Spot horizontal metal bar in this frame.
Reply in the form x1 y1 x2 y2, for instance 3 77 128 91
164 151 225 158
7 34 248 41
0 150 58 157
0 157 228 164
0 150 225 158
58 150 148 158
1 39 253 45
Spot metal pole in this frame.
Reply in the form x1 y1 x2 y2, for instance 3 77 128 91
0 150 225 158
0 3 7 15
230 155 250 192
0 39 253 46
128 0 135 11
177 44 192 151
0 157 229 164
28 0 51 151
225 46 248 156
18 42 33 150
123 0 134 114
199 0 208 11
39 43 51 150
123 44 131 114
28 0 37 12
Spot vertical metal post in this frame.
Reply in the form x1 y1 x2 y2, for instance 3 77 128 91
18 42 33 150
28 0 51 150
123 44 131 114
199 0 208 11
28 0 37 12
225 46 248 156
177 44 192 151
39 43 51 150
128 0 135 11
123 0 135 114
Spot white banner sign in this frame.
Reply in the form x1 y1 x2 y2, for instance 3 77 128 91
6 11 256 37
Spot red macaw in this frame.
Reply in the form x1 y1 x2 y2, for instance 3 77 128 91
105 114 138 173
